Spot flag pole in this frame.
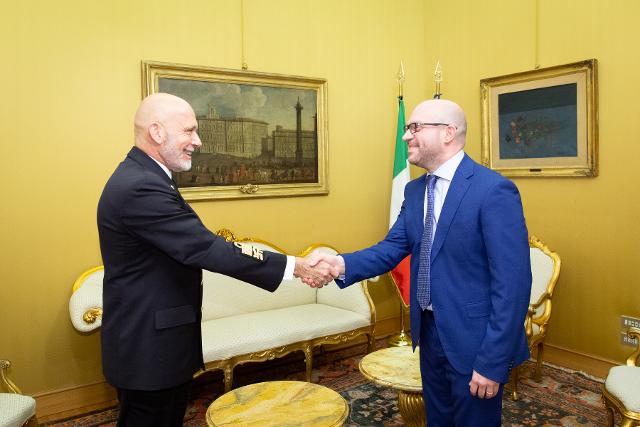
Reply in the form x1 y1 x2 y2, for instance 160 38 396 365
388 61 412 347
433 60 442 99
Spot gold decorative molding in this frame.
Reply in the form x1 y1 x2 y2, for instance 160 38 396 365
72 266 103 293
215 228 237 242
398 390 426 427
83 308 103 324
239 183 259 194
0 359 22 394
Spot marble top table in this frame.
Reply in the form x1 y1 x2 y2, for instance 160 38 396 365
206 380 348 426
359 346 425 427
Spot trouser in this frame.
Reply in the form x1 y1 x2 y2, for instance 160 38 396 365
116 380 192 427
419 310 503 427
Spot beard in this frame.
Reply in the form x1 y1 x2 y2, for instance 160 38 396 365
159 142 192 172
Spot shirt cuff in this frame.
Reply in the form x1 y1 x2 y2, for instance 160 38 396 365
337 255 345 281
283 255 296 280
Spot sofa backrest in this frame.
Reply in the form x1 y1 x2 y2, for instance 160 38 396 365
201 241 317 321
314 246 373 322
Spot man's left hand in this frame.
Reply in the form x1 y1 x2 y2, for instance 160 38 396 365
469 370 499 399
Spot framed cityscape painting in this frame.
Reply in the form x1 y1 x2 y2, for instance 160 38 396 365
142 61 328 200
480 59 598 177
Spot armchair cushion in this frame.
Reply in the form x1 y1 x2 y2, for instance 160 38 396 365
605 365 640 412
0 393 36 427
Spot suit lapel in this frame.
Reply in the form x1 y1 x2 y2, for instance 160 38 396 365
431 154 474 261
412 174 428 234
127 146 175 188
127 147 195 212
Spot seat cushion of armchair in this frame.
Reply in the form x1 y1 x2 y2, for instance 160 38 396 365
0 393 36 427
605 365 640 412
201 304 371 362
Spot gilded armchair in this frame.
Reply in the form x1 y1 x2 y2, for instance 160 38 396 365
69 266 104 332
602 327 640 426
511 235 561 400
0 359 37 427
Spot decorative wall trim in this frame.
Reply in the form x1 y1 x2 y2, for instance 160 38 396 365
36 319 614 423
34 380 117 424
543 343 616 379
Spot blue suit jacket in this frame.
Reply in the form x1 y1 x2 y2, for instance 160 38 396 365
336 154 531 383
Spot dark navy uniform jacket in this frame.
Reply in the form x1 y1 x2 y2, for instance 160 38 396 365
98 146 286 390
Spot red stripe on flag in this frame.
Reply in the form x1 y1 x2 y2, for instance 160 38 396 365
390 255 411 306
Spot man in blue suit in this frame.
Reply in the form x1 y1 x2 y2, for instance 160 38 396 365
312 99 531 426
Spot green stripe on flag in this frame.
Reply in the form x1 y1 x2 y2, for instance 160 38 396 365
392 97 408 178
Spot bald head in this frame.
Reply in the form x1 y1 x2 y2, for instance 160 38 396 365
403 99 467 171
134 93 194 140
133 93 201 172
411 99 467 141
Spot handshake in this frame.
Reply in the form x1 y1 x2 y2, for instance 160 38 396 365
293 250 345 288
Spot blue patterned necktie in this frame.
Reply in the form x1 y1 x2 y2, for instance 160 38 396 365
417 174 438 310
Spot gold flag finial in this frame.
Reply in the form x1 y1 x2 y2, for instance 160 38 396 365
397 61 405 98
433 60 442 99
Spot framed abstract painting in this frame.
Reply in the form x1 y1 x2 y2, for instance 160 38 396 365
480 59 598 177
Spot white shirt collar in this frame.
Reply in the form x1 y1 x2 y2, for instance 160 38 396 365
149 155 172 179
431 149 465 182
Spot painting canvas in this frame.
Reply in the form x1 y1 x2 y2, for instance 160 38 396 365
481 60 598 177
142 61 328 200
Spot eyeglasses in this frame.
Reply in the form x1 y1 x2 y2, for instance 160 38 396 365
404 122 451 134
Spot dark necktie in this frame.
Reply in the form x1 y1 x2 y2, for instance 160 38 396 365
417 174 438 310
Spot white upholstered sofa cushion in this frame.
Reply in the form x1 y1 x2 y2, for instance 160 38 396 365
0 393 36 427
201 303 371 362
605 365 640 412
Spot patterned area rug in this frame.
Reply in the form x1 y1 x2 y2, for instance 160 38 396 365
45 342 608 426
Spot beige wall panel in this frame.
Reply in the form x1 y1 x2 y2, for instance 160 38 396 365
423 0 640 364
0 0 425 394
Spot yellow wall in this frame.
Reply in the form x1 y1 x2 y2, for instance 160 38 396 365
2 0 639 397
0 0 425 394
424 0 640 362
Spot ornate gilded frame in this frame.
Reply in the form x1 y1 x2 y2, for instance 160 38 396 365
142 61 329 200
481 59 598 177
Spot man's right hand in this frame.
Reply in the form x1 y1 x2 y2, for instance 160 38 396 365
293 254 339 288
295 251 345 288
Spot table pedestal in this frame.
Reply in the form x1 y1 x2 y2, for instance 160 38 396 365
398 390 425 427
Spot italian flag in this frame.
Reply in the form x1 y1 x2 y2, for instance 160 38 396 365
389 96 411 306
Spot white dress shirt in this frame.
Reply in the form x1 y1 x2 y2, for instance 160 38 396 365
425 149 465 235
423 149 465 310
147 154 295 280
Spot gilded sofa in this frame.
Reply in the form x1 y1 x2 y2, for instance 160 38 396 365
70 229 376 391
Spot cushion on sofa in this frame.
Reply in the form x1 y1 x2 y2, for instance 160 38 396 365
202 271 317 321
201 303 371 362
201 242 318 321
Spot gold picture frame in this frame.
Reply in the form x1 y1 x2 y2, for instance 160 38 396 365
142 61 329 200
480 59 598 177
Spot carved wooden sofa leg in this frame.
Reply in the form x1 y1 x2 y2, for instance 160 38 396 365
535 341 545 382
303 344 313 382
223 364 234 392
367 332 376 353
